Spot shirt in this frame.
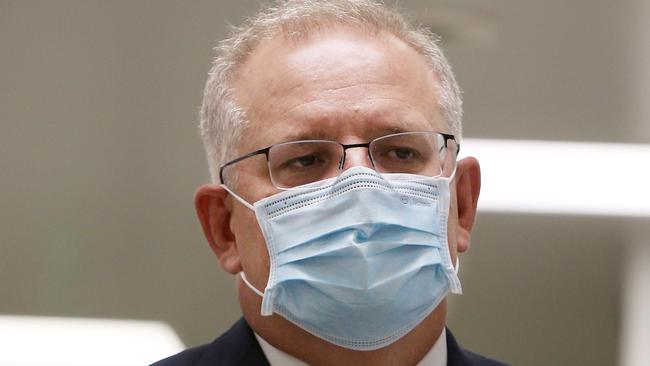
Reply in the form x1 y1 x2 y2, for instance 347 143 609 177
255 328 447 366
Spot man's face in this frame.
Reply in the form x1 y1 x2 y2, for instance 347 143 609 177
195 26 480 360
225 27 456 294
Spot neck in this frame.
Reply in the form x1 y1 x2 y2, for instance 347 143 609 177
240 280 447 366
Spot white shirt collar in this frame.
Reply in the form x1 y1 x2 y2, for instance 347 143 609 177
255 328 447 366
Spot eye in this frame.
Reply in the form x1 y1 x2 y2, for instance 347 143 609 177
277 153 332 172
286 154 323 168
385 147 419 161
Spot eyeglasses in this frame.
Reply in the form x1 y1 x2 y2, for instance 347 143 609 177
220 131 459 189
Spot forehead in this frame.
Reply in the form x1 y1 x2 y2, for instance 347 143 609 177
232 27 445 151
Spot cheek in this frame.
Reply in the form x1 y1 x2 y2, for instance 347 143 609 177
232 207 271 285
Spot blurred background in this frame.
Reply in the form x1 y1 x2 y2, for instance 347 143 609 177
1 1 649 365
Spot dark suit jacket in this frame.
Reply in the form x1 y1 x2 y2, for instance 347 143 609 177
152 318 509 366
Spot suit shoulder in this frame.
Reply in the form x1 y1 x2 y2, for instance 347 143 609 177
446 328 510 366
463 349 510 366
150 318 268 366
150 343 209 366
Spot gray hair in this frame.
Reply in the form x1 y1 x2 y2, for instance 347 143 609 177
199 0 463 183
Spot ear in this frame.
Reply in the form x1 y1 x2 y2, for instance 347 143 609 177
194 184 242 274
454 157 481 254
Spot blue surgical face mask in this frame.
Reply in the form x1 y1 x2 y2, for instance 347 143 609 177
223 166 461 351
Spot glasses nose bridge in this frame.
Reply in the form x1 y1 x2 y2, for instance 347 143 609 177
339 142 374 170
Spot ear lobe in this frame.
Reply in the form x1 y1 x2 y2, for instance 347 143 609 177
454 157 481 253
194 184 242 274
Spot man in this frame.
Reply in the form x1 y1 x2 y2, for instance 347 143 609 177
155 1 506 365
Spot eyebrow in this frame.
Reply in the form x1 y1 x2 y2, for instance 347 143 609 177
280 129 333 142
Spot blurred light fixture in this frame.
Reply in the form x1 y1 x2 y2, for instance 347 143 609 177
0 315 184 366
459 139 650 217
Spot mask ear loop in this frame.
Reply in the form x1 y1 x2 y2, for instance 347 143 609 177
240 272 264 297
446 161 458 183
221 184 255 211
222 185 275 314
454 256 460 275
220 186 265 297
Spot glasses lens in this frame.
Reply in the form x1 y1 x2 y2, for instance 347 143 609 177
370 132 453 177
268 141 343 188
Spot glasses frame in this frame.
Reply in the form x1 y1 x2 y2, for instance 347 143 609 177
218 131 460 185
